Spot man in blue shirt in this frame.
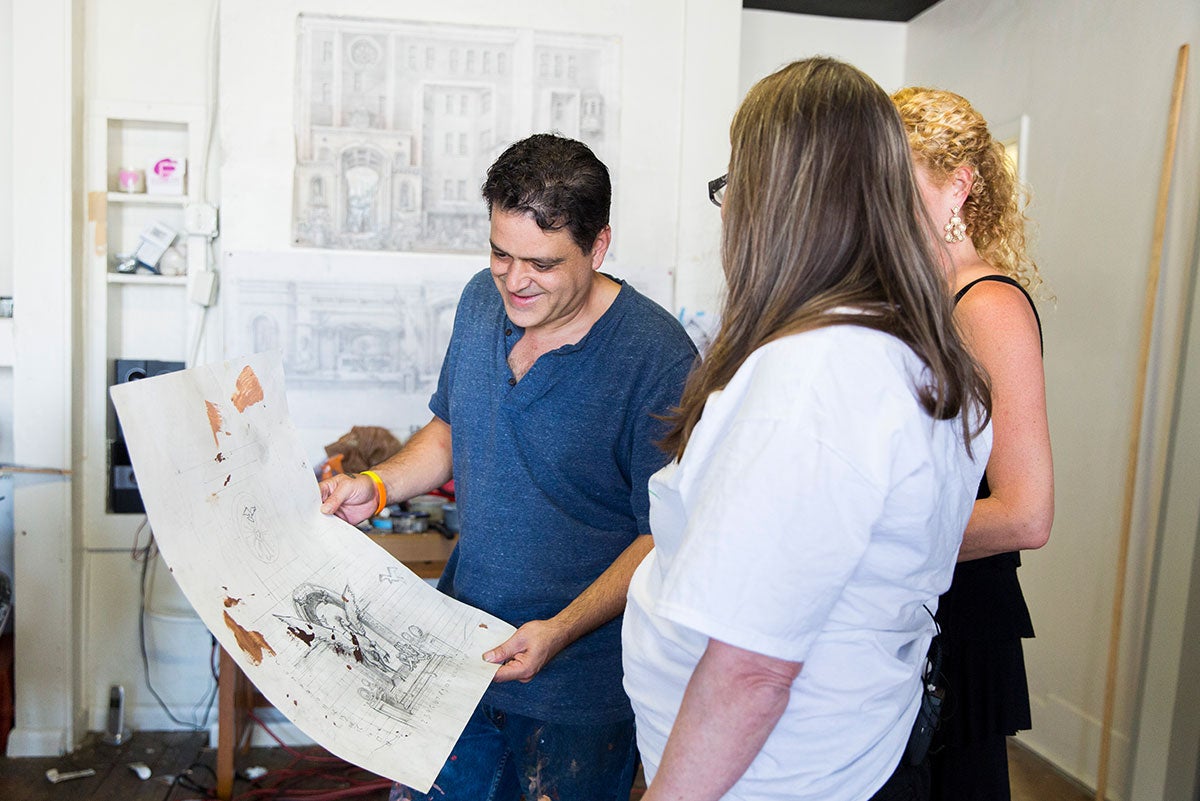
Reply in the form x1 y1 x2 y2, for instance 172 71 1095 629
319 133 697 801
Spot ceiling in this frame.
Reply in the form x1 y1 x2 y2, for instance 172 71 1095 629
743 0 944 22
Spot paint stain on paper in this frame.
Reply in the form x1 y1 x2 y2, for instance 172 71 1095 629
287 626 316 646
224 597 241 608
205 401 223 446
231 366 265 412
223 611 276 666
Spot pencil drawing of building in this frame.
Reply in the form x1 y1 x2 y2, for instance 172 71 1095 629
292 16 620 253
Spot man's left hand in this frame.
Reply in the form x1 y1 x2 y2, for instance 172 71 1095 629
483 619 569 684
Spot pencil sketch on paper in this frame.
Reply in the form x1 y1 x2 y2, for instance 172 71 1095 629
292 14 620 253
278 582 457 723
109 352 515 792
226 275 461 394
222 250 479 436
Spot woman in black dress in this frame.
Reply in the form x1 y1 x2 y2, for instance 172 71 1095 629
893 87 1055 801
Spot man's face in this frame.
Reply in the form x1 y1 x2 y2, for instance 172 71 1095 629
488 208 609 334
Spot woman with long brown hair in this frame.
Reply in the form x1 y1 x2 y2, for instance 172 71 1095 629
893 86 1053 801
621 58 993 801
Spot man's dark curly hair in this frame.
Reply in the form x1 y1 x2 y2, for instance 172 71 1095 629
481 133 611 253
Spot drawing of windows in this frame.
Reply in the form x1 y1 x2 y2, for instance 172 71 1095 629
555 54 563 78
539 53 549 78
457 180 466 200
407 46 417 70
498 52 507 74
444 94 453 114
450 48 459 72
459 133 468 156
310 176 324 203
459 95 468 115
322 41 333 62
466 49 475 72
581 93 604 135
396 180 412 211
425 46 435 69
568 55 577 80
444 132 453 155
443 179 452 200
551 92 580 133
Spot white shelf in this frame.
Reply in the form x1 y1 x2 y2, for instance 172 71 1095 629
106 272 187 286
106 192 186 207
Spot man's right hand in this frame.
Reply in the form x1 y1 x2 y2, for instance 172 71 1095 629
318 473 379 525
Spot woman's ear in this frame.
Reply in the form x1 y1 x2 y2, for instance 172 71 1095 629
950 165 975 206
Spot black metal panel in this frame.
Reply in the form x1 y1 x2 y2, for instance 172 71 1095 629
743 0 943 22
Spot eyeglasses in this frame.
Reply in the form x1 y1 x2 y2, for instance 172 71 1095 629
707 174 727 207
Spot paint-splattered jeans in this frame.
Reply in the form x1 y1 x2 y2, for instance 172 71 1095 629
389 702 638 801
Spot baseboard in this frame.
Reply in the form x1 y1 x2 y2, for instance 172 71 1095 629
5 725 69 757
1017 691 1132 801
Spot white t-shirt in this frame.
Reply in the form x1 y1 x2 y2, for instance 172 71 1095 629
622 324 991 801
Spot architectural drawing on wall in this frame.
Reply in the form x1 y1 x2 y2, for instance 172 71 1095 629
110 352 515 792
292 15 620 253
224 251 479 435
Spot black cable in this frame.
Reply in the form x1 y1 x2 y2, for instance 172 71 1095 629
169 760 217 797
137 531 219 729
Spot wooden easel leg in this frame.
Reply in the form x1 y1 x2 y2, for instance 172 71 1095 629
216 647 238 800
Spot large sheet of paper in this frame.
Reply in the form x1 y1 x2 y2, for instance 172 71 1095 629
110 351 514 792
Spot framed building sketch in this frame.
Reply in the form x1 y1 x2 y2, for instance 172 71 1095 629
292 15 620 253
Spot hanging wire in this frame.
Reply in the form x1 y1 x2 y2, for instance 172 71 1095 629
136 525 219 730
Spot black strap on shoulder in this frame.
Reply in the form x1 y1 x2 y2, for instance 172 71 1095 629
954 274 1043 351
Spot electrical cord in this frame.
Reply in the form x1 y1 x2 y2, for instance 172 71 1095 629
136 527 219 730
224 712 393 801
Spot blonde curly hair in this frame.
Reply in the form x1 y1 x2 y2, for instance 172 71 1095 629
892 87 1043 294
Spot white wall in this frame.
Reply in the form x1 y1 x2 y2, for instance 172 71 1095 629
906 1 1200 798
739 9 906 96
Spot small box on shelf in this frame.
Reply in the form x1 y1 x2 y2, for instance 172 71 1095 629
146 155 186 195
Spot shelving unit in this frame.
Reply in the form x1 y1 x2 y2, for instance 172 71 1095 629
82 101 211 547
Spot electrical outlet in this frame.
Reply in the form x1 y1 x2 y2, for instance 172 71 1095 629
183 202 219 238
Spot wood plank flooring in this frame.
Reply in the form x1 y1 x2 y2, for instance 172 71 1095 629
0 732 1093 800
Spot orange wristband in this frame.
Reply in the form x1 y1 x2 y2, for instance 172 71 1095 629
361 470 387 516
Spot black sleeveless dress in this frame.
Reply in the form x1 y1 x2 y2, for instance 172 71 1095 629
930 275 1041 800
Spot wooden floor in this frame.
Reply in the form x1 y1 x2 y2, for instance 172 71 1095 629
0 732 1091 801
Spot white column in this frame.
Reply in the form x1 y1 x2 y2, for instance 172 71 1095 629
7 0 79 756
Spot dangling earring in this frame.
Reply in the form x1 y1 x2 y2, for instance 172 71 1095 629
943 207 966 243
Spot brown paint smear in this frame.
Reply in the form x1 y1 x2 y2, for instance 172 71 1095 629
224 597 241 608
231 366 265 412
223 611 276 666
205 401 223 447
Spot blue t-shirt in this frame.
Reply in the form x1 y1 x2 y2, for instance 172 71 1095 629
430 269 697 723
